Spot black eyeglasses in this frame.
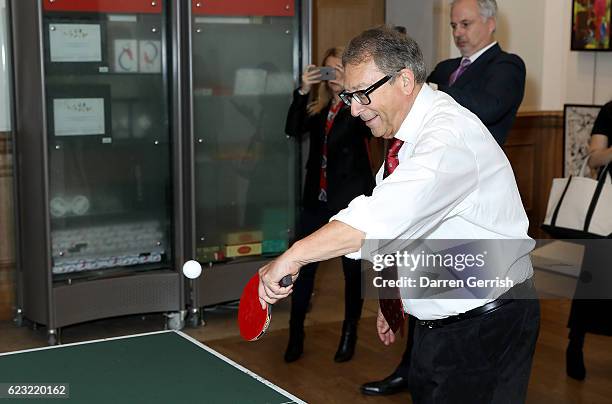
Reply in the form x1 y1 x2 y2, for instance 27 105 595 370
339 72 398 106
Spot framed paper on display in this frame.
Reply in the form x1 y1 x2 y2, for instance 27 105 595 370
49 23 103 62
139 40 161 73
113 39 138 72
563 104 603 176
47 86 111 138
111 40 162 73
53 98 106 136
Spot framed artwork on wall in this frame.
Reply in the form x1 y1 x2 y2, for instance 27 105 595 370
571 0 611 51
563 104 603 176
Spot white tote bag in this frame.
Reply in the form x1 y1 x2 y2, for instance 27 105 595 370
542 158 612 238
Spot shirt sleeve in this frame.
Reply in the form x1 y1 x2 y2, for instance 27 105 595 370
331 128 479 260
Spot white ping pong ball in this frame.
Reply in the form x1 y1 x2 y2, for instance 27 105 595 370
182 260 202 279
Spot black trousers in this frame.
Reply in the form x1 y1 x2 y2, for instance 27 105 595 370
394 315 417 377
289 205 364 328
408 296 540 404
568 242 612 336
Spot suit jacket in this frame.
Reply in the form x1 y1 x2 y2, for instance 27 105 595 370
285 89 375 212
427 43 526 145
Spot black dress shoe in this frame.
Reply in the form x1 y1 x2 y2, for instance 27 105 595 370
334 321 357 362
566 343 586 380
360 373 410 396
284 329 304 363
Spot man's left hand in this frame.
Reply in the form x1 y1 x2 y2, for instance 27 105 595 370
377 307 396 345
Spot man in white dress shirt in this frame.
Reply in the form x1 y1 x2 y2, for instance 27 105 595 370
363 1 527 395
259 26 539 403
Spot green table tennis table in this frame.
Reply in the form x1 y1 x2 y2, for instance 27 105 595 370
0 330 305 403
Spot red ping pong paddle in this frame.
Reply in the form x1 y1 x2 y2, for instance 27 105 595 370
238 273 293 341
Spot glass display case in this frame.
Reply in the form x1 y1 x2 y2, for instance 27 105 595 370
11 0 184 343
44 4 173 279
186 0 308 318
10 0 309 337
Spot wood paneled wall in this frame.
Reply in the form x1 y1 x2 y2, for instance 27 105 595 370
312 0 385 63
312 0 387 175
0 133 15 321
503 112 563 239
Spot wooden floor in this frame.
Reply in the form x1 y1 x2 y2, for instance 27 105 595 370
207 299 612 404
1 259 611 403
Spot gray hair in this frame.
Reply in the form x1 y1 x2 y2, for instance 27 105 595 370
451 0 497 19
342 26 427 84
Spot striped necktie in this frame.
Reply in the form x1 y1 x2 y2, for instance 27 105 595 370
448 58 471 86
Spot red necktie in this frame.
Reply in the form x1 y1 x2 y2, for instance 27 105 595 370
384 138 404 179
379 138 406 334
448 58 471 86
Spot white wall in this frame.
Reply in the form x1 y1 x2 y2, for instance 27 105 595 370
593 54 612 105
496 0 546 111
386 0 436 71
387 0 612 111
540 0 566 110
538 0 612 108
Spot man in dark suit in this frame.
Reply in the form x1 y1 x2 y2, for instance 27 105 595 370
428 0 525 146
361 0 526 396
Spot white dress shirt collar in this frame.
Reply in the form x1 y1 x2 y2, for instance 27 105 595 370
465 41 497 64
394 83 436 145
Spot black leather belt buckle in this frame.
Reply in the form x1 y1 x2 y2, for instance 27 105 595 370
418 320 442 329
417 298 513 329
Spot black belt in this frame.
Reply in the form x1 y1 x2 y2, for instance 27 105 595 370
417 298 511 329
415 278 534 329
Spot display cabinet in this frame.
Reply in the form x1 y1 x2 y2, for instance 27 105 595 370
11 0 186 343
10 0 310 338
184 0 309 323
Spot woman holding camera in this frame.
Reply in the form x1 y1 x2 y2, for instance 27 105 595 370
283 46 374 363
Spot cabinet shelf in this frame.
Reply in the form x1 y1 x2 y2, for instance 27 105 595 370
53 264 173 284
47 71 164 77
50 209 167 224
